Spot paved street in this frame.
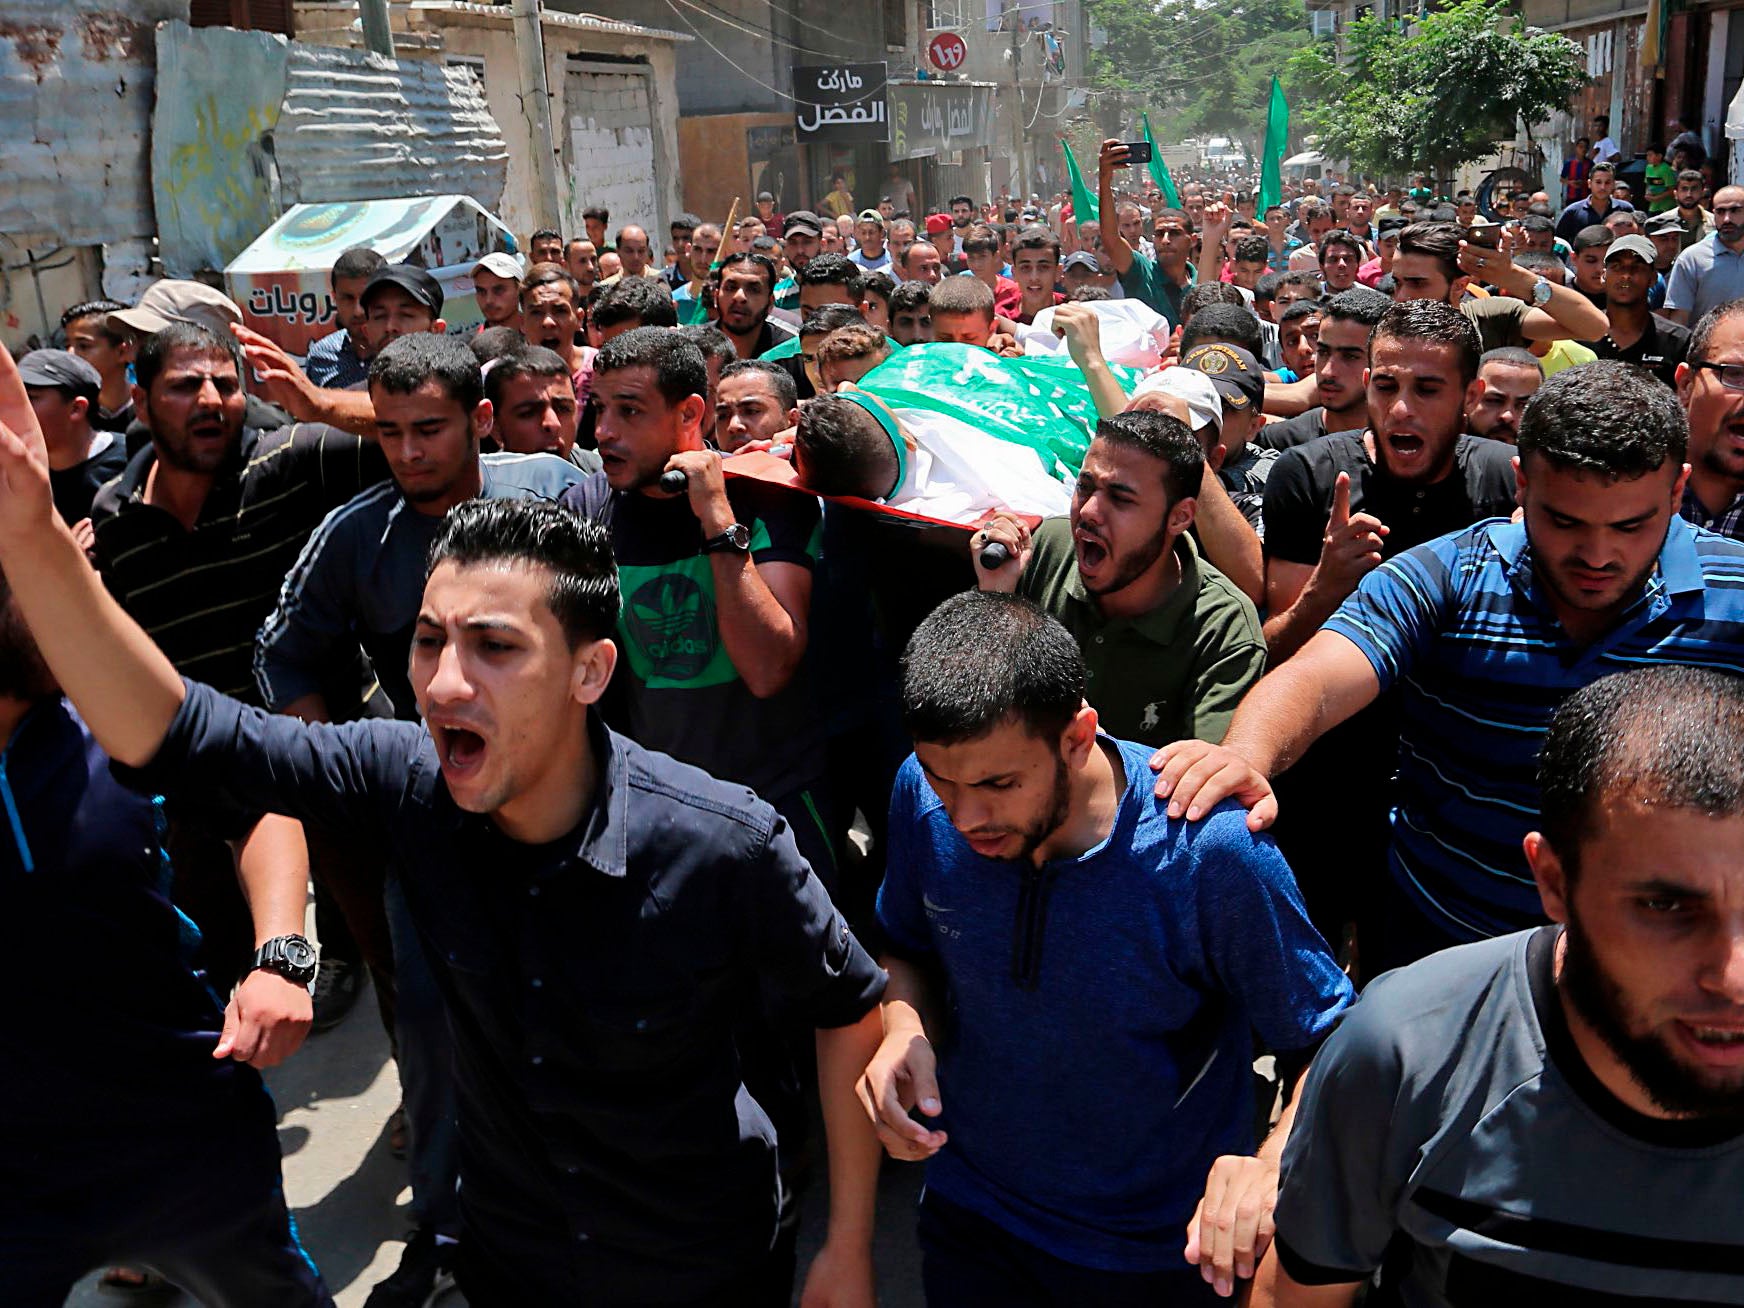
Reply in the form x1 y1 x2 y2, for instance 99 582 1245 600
67 972 926 1307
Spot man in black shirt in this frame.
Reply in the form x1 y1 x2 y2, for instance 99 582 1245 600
1263 300 1517 663
21 348 126 528
0 365 888 1306
1256 301 1516 953
1583 234 1691 387
1258 289 1389 452
713 251 795 360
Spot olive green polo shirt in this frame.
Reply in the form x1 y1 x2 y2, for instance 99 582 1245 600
1017 519 1265 746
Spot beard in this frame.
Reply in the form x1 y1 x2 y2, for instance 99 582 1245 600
1081 523 1170 598
147 396 238 475
1561 916 1744 1119
1009 753 1074 862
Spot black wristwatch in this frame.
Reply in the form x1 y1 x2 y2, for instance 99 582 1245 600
702 522 752 554
252 934 318 986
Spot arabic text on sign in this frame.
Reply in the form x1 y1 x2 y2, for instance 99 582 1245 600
796 100 887 134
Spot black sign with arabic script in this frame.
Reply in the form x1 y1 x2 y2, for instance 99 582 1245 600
792 63 889 144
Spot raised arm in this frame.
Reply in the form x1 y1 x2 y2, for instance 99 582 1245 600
233 324 380 439
1454 241 1606 342
0 343 184 767
1098 139 1137 278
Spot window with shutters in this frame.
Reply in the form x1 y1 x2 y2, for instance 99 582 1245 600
188 0 294 36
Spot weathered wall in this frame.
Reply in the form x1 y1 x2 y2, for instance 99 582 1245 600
430 8 684 244
0 0 186 243
677 112 790 218
152 20 510 275
153 23 288 276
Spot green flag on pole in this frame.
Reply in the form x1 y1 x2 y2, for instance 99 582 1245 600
1258 76 1289 213
1140 113 1181 209
1061 137 1098 224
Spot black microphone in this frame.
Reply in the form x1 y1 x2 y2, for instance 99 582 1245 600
979 540 1012 570
658 468 689 495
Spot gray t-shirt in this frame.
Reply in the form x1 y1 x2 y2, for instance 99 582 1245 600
1275 927 1744 1305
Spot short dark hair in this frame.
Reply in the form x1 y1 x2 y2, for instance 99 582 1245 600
928 276 995 319
1571 224 1614 254
1182 282 1247 320
1396 221 1462 282
1318 229 1365 261
950 195 975 210
862 270 896 307
1014 224 1061 261
798 253 866 297
1278 269 1325 297
680 323 737 368
333 246 387 284
581 206 609 223
900 591 1085 745
1522 214 1555 235
59 299 127 335
367 331 485 413
1233 235 1271 264
1182 303 1264 359
1678 169 1705 186
521 262 582 304
592 325 707 405
592 277 678 330
1152 206 1195 235
720 358 797 411
1589 161 1616 180
1094 410 1204 506
1538 666 1744 876
794 393 897 498
800 304 867 340
469 325 527 364
1371 298 1479 383
1479 346 1543 374
671 212 701 233
1321 287 1391 330
716 251 777 292
427 499 619 650
1691 301 1744 362
889 280 932 315
135 322 234 394
962 225 1001 256
483 344 569 408
530 227 562 246
1516 359 1686 477
1252 271 1283 306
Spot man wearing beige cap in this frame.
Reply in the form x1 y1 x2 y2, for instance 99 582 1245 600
469 251 523 333
1582 232 1691 386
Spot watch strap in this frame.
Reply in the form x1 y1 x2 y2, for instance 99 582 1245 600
702 523 751 554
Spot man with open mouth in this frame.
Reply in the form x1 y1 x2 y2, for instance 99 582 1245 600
1251 664 1744 1307
0 335 888 1307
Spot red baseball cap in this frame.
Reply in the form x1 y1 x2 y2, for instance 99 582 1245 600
924 213 951 236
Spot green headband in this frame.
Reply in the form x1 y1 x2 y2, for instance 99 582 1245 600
835 390 907 500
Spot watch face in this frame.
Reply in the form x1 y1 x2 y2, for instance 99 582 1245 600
282 937 317 970
727 523 751 549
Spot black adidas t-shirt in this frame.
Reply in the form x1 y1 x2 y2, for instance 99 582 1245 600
563 472 825 799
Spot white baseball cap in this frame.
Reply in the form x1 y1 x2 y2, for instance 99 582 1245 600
472 252 524 280
1129 366 1223 433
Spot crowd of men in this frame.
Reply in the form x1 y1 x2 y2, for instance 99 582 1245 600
7 139 1744 1308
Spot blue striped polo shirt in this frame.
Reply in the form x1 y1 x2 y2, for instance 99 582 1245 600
1325 515 1744 942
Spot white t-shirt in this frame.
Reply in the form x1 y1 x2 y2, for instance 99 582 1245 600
1593 135 1622 163
850 248 894 275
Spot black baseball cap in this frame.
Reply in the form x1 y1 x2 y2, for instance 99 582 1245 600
361 264 444 316
18 348 101 402
1183 342 1266 411
783 210 824 238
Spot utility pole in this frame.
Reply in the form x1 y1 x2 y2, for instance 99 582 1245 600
358 0 393 57
1009 7 1028 199
511 0 564 236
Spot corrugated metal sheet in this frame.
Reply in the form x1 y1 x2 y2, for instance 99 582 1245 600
433 1 691 44
0 0 189 242
272 44 508 208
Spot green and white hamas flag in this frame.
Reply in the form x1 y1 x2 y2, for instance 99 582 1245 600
856 343 1140 481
